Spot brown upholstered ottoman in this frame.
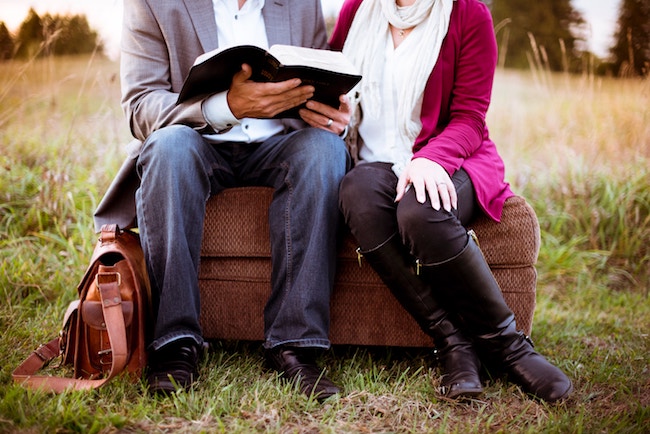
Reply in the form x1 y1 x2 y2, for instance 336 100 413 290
199 187 540 347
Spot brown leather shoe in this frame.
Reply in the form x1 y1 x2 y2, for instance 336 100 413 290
265 346 340 401
146 339 200 396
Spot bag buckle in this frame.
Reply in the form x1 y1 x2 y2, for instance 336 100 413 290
34 344 52 362
95 272 121 288
35 343 63 368
98 348 113 365
56 330 69 368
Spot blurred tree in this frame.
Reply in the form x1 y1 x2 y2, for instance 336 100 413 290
610 0 650 77
42 14 103 56
14 9 102 58
489 0 585 72
15 8 43 58
0 22 15 60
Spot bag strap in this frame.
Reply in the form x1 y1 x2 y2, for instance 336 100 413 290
12 273 130 393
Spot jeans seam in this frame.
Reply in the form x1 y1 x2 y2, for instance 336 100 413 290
282 160 294 300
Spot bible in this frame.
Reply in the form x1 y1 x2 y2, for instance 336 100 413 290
176 44 362 118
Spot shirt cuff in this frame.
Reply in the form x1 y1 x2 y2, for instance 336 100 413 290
201 91 240 133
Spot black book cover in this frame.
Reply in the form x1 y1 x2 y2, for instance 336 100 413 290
176 45 361 119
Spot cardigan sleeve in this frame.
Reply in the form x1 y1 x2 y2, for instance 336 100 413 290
329 0 364 51
412 2 497 177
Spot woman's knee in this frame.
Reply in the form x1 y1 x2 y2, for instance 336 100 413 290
339 165 400 248
339 169 366 211
397 191 463 248
340 165 390 215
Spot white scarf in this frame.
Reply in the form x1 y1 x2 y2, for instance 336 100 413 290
342 0 454 160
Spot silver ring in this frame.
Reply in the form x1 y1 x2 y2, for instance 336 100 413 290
326 118 333 127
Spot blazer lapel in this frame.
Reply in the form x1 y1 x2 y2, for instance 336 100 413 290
262 0 292 46
183 0 219 52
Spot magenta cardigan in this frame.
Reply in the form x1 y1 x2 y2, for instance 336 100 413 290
329 0 514 222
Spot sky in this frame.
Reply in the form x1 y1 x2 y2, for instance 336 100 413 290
0 0 621 59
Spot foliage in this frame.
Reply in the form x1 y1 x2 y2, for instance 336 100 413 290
1 57 649 433
487 68 650 292
0 22 14 60
489 0 585 72
6 8 102 60
521 166 650 294
610 0 650 77
42 13 103 56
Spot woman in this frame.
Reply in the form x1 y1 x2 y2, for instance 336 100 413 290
330 0 573 402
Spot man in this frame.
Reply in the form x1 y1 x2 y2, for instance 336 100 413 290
94 0 351 400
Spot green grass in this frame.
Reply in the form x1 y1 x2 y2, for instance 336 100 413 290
1 56 649 433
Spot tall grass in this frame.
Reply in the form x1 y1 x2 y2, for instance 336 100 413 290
1 56 649 433
488 69 650 295
1 56 125 313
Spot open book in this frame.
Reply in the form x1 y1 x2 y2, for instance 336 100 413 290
176 44 362 118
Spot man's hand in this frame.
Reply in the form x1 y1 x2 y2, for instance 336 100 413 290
227 64 315 119
298 94 351 136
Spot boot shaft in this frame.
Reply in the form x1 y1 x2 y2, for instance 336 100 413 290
358 234 448 334
417 235 516 337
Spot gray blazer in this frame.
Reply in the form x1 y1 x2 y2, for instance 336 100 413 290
94 0 329 231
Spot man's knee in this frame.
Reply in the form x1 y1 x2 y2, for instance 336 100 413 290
139 125 207 170
291 129 349 169
142 125 203 159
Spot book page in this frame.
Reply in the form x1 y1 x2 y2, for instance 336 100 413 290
268 45 359 76
194 44 265 66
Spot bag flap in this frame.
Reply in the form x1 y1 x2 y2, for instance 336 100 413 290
80 301 134 330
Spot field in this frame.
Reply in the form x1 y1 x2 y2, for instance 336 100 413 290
0 55 649 433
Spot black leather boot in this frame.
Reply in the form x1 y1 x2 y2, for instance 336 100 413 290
360 234 483 399
419 235 573 403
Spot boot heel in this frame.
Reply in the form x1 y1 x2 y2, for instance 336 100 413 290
418 236 572 402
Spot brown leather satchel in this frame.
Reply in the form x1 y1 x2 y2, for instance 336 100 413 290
13 224 152 392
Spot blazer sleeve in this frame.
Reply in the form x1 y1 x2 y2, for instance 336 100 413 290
120 0 211 142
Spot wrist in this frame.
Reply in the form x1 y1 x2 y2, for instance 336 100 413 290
202 92 240 133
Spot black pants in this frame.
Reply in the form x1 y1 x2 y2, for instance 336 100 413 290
339 162 478 264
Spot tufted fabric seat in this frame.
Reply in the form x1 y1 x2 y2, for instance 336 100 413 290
199 187 540 347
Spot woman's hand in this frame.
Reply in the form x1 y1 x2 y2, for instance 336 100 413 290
395 158 457 212
298 94 351 136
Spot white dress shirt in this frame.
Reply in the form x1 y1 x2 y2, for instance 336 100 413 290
202 0 285 143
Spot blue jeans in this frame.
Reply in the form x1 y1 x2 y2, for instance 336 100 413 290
135 125 350 351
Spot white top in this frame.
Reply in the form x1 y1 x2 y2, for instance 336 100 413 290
358 28 423 176
202 0 285 143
